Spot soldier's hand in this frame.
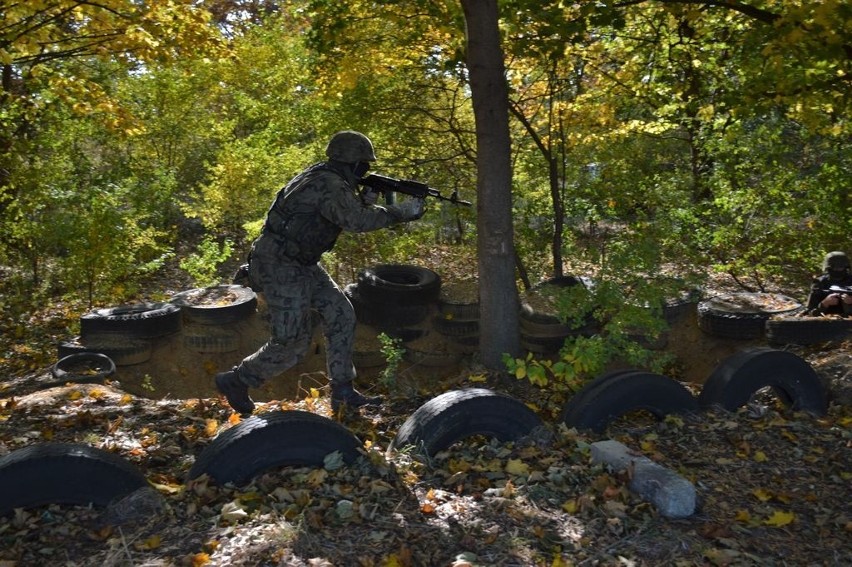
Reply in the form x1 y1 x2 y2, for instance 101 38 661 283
361 189 379 206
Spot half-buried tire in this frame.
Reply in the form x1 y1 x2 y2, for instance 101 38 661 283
698 347 828 416
0 443 149 517
388 389 543 457
188 411 362 486
560 371 699 433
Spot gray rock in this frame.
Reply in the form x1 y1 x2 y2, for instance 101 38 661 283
591 439 695 518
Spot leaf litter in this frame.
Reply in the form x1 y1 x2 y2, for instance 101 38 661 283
0 342 849 566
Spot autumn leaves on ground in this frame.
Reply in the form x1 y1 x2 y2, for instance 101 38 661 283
0 343 849 567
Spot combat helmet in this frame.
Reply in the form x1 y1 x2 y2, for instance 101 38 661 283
325 131 377 164
822 251 850 272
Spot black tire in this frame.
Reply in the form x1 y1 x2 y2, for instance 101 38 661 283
438 300 480 321
388 389 543 457
0 443 149 517
346 283 430 328
58 336 153 366
765 316 852 346
560 369 640 425
169 285 257 325
80 302 182 339
438 281 480 321
560 371 699 433
432 316 479 338
520 333 566 354
357 264 441 306
698 347 828 416
520 276 598 337
697 292 802 340
188 411 362 485
182 325 240 353
50 352 116 382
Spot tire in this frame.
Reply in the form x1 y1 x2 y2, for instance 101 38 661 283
169 285 257 325
765 316 852 346
80 302 182 339
346 283 430 328
58 336 153 366
560 371 699 433
0 443 149 517
438 300 480 321
388 389 543 457
50 352 116 382
432 316 479 338
697 292 803 340
438 281 480 321
697 347 828 416
357 265 441 306
520 333 566 354
182 325 240 353
520 275 598 337
188 411 362 485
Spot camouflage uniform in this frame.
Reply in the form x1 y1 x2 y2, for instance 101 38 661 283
238 161 411 386
216 131 423 415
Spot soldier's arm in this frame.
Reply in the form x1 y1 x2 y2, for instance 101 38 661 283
319 174 409 232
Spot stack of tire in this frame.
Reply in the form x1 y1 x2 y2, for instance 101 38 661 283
696 291 803 340
58 301 184 367
343 264 441 366
169 284 258 354
519 276 598 354
433 281 480 355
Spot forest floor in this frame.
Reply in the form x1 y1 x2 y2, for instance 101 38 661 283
0 248 850 566
0 334 849 566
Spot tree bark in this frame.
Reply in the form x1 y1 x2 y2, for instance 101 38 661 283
460 0 521 367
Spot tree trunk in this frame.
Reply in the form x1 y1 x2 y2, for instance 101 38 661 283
460 0 521 368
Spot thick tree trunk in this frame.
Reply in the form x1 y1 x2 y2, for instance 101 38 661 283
460 0 521 367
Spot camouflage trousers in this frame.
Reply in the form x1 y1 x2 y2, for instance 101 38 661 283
236 257 356 388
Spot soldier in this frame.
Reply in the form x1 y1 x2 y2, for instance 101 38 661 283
215 131 425 416
806 251 852 316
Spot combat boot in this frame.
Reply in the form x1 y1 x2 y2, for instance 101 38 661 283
215 369 255 417
331 381 382 412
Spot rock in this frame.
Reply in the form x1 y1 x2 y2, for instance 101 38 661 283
590 439 696 519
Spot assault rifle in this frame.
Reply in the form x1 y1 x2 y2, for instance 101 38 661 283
359 173 472 206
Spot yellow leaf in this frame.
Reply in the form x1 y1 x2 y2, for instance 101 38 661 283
134 534 161 550
753 451 768 463
68 390 83 400
204 419 218 437
120 394 134 405
192 552 211 566
735 509 751 522
310 387 320 399
763 510 795 527
505 459 530 476
752 488 773 502
562 499 578 514
468 374 487 383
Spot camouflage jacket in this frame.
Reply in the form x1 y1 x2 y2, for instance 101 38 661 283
252 162 407 265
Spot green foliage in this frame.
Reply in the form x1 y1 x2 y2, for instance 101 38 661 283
377 333 405 389
179 236 234 288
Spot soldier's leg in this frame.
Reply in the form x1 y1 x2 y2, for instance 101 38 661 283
311 266 380 410
239 262 314 385
216 260 313 415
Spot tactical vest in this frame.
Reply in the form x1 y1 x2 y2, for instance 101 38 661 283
263 163 346 265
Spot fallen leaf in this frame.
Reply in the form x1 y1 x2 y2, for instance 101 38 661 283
763 510 795 527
